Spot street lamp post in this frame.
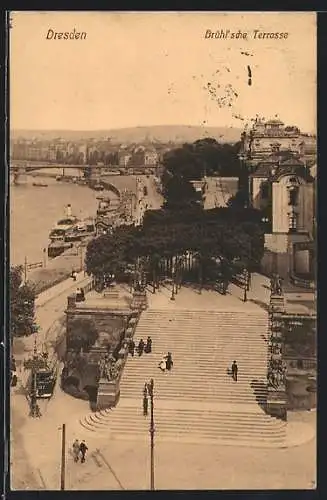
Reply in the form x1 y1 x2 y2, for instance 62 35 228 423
243 269 250 302
144 379 155 490
24 338 42 418
60 423 66 490
239 153 249 208
170 278 175 301
243 280 247 302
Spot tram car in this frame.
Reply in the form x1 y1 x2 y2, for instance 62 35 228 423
35 356 59 399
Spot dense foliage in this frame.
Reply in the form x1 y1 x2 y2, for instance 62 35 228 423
67 318 99 352
86 207 265 278
162 138 241 180
86 136 265 283
10 266 37 338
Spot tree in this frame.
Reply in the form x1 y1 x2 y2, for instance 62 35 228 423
163 175 199 209
10 266 36 340
67 318 99 352
227 189 248 209
82 166 92 179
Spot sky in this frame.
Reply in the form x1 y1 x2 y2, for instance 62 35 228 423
10 11 316 133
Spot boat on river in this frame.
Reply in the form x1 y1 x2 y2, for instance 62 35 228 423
64 219 95 242
89 180 105 191
48 205 95 256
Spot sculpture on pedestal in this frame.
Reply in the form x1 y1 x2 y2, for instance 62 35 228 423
270 274 283 296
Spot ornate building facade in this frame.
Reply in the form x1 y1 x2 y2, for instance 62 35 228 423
244 119 316 285
242 117 316 169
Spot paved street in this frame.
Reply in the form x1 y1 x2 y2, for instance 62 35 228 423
13 271 91 359
204 177 238 209
11 392 316 490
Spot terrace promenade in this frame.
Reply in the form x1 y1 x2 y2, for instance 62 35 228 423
11 271 316 490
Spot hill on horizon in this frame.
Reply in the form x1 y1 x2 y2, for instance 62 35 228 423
11 125 242 144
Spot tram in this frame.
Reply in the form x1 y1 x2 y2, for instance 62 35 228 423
35 356 58 399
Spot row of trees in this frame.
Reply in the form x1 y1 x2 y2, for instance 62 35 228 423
161 138 246 210
86 206 265 280
85 136 265 284
10 266 37 342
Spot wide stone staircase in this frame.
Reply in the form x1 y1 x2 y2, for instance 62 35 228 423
79 309 288 447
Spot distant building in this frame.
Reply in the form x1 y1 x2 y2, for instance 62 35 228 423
243 117 316 167
250 157 315 282
118 152 132 168
144 147 159 166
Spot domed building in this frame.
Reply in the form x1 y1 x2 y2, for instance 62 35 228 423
242 117 315 167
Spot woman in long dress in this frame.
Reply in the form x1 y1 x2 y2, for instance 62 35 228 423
158 357 167 372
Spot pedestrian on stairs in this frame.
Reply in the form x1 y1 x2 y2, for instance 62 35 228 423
158 357 167 372
231 361 238 382
144 336 152 354
165 352 173 371
72 439 80 462
79 440 88 463
129 339 135 357
138 339 145 356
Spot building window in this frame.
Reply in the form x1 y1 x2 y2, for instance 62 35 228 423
287 178 299 206
288 212 297 232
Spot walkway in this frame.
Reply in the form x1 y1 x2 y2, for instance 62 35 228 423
13 271 91 358
147 273 271 312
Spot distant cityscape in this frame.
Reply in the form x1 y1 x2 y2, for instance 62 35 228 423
10 120 316 174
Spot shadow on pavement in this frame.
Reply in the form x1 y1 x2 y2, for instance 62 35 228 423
251 378 268 413
249 298 270 312
95 449 125 490
10 407 44 490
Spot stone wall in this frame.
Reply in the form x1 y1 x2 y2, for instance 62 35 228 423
286 374 316 410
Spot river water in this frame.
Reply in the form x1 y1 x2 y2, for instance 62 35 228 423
10 174 113 266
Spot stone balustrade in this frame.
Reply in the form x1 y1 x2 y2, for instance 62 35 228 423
266 292 288 420
95 310 141 410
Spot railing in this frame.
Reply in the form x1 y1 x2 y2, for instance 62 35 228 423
96 311 141 410
290 274 315 290
286 357 317 371
27 261 43 270
81 277 95 295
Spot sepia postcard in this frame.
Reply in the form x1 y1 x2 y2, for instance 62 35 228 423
8 11 316 491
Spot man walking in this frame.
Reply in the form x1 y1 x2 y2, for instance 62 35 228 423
79 440 88 463
72 439 80 462
231 360 238 382
165 352 173 371
138 339 145 356
129 339 135 357
144 336 152 354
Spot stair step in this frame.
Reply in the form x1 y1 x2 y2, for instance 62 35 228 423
94 307 280 447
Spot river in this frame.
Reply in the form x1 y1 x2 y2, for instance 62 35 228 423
10 174 116 266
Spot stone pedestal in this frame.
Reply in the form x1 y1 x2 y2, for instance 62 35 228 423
131 290 148 310
67 295 76 309
103 285 120 299
266 386 287 421
269 294 285 314
286 374 316 410
96 378 120 410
